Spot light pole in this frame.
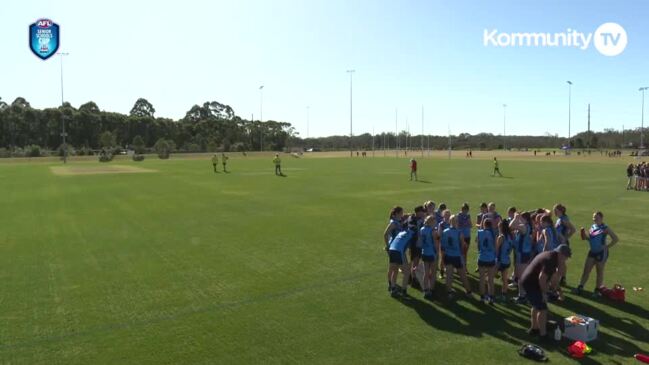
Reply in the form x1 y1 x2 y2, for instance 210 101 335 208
259 85 264 152
57 52 69 163
346 69 355 157
306 106 310 139
567 81 573 148
640 87 648 149
503 104 507 151
421 105 424 157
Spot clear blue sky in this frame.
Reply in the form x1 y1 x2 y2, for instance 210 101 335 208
2 0 648 138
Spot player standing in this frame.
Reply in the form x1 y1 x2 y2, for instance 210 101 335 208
211 154 218 173
410 158 418 181
441 215 472 299
273 154 282 176
574 211 619 296
221 153 229 172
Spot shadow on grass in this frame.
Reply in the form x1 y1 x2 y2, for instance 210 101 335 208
396 274 646 363
416 180 432 184
551 296 647 357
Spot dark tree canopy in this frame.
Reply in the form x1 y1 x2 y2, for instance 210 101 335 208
130 98 155 118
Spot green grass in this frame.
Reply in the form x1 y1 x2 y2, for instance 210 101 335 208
0 154 647 364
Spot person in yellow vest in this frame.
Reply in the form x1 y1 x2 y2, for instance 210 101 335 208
221 153 229 172
273 154 282 176
211 154 218 173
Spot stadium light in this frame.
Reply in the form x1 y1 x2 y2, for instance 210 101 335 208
346 70 355 157
567 81 573 147
259 85 264 151
640 87 649 149
57 52 69 164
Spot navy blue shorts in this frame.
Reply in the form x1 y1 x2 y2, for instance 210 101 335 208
478 260 496 268
422 254 436 263
524 287 548 310
443 256 464 269
516 252 532 265
388 250 404 265
498 262 511 271
409 243 422 259
588 250 608 263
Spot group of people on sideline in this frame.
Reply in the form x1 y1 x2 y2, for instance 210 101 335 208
383 201 619 340
627 162 648 191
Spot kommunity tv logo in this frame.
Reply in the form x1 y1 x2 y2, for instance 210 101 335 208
483 22 628 56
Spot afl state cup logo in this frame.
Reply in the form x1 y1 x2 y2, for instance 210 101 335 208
29 18 60 60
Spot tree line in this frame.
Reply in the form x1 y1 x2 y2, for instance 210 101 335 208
0 96 645 157
0 97 295 157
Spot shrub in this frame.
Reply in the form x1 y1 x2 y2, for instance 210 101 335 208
132 154 145 162
154 138 171 159
98 149 113 162
26 145 41 157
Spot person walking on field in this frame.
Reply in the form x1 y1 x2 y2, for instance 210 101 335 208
273 154 283 176
221 153 229 172
493 157 503 177
211 154 219 173
410 158 418 181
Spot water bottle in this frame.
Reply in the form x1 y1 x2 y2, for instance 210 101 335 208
554 327 562 341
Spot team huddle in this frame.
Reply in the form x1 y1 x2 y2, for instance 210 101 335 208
627 162 649 191
383 201 619 338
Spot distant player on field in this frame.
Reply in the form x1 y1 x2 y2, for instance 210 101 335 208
211 154 219 173
221 153 229 172
410 158 418 181
273 154 283 176
492 157 503 177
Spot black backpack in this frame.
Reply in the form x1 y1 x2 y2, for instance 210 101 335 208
518 344 548 362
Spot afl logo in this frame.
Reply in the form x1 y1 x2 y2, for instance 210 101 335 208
37 19 53 28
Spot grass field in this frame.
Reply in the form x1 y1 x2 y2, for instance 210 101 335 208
0 152 647 364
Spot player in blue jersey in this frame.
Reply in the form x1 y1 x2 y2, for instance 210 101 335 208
475 202 488 228
540 215 560 252
419 215 439 300
435 203 447 227
383 206 404 291
574 211 619 296
408 206 427 290
383 206 404 251
553 204 575 285
387 223 417 297
495 221 514 301
437 209 451 279
476 219 497 304
441 215 472 299
457 203 472 266
510 212 533 303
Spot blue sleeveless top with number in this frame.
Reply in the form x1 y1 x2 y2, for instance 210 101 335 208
389 229 414 253
389 218 402 240
477 229 496 262
498 234 514 265
516 224 533 254
588 224 608 253
543 227 559 251
420 226 436 257
555 215 570 238
441 227 462 257
458 212 471 238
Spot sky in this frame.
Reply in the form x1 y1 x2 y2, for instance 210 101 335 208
1 0 648 138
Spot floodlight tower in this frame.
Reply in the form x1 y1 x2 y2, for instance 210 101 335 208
567 81 573 146
346 69 355 157
57 52 69 164
640 87 648 149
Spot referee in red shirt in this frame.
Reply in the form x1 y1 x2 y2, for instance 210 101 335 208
410 159 418 181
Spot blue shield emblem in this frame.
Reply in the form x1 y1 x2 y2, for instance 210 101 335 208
29 19 60 60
